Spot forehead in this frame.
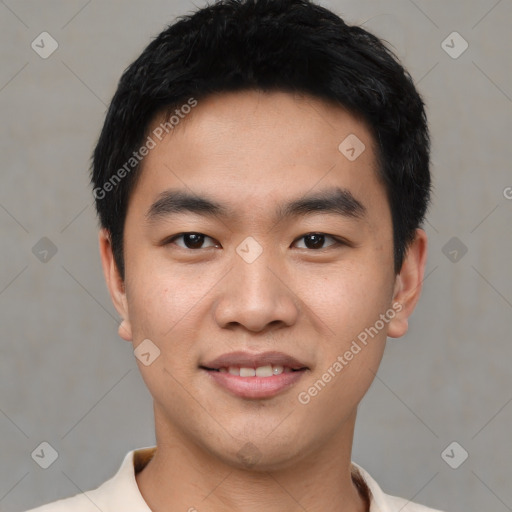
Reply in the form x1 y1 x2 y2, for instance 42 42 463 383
129 90 387 224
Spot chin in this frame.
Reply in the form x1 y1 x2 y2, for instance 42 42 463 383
204 430 308 472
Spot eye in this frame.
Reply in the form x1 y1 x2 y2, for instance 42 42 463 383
165 232 219 249
293 233 342 250
163 232 345 251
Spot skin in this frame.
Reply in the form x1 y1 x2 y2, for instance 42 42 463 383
99 90 427 512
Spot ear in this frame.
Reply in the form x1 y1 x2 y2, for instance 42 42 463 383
387 228 428 338
98 228 132 341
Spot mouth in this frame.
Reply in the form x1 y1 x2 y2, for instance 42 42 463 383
200 365 307 377
199 350 309 399
200 350 309 373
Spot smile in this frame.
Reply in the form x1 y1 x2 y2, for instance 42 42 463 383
201 366 308 399
205 364 303 377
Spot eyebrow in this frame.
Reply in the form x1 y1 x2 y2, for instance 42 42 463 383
145 186 366 224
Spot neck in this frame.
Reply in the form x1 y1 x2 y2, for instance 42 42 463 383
136 406 368 512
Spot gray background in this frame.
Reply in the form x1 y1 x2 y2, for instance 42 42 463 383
1 1 511 511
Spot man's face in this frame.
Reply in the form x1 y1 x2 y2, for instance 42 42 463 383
109 90 403 469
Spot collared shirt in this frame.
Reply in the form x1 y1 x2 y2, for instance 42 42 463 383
25 446 444 512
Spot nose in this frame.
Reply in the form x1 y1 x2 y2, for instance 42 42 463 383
213 245 300 333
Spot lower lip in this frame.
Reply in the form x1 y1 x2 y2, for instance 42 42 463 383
202 369 307 399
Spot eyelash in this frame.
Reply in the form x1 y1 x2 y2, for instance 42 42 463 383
163 232 346 251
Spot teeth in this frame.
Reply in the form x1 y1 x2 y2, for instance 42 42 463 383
240 367 256 377
256 365 273 377
221 365 291 377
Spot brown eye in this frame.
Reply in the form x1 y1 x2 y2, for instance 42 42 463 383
166 232 218 249
293 233 340 250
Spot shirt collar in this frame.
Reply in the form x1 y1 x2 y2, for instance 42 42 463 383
94 446 155 511
110 446 396 512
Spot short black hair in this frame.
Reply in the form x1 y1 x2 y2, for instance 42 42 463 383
92 0 431 279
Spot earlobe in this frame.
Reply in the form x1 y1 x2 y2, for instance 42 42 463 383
98 229 133 341
118 319 133 342
387 229 428 339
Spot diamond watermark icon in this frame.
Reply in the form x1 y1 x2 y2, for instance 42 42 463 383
441 32 468 59
31 441 59 469
134 338 161 366
236 236 263 264
338 134 366 161
237 442 262 468
31 32 59 59
32 237 58 263
441 441 468 469
442 236 468 263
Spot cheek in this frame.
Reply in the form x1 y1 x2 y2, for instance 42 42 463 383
124 253 208 340
298 259 392 395
297 271 390 419
124 278 172 340
124 265 203 404
302 261 392 341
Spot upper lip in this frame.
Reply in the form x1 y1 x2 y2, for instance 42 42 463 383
201 351 309 370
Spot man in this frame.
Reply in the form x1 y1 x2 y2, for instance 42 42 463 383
27 0 444 510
